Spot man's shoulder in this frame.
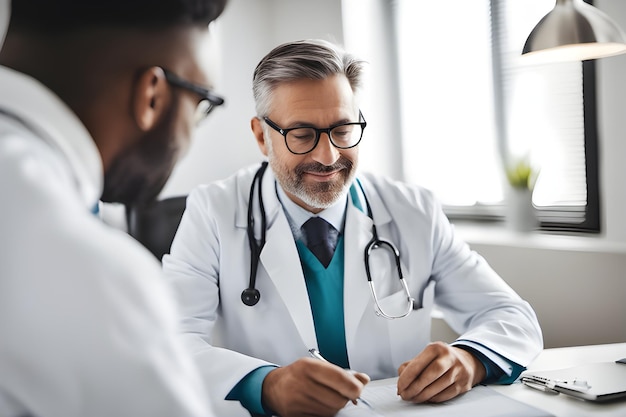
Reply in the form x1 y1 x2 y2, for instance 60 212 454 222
1 181 162 297
0 121 79 201
0 128 158 280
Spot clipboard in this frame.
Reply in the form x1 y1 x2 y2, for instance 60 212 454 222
521 359 626 402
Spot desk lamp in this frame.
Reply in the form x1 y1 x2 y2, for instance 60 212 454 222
522 0 626 63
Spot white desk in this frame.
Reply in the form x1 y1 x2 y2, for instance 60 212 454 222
490 343 626 417
361 343 626 417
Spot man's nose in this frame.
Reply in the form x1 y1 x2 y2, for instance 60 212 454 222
310 132 340 166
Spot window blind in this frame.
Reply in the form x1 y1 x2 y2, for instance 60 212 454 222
391 0 600 232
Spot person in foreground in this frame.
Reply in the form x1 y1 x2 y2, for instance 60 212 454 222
0 0 227 416
163 39 544 417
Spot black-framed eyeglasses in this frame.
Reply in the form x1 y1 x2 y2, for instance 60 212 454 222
162 68 225 124
263 111 366 155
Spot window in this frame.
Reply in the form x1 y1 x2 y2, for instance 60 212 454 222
346 0 600 232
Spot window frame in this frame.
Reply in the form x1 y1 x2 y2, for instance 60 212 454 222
440 0 601 233
536 59 600 233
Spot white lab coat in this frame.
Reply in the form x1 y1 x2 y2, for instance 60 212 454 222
163 163 543 415
0 66 214 417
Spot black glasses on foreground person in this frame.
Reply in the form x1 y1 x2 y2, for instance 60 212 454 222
264 110 367 155
162 68 225 124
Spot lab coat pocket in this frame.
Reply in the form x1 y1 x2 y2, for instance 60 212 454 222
375 286 415 319
377 278 435 316
413 278 436 311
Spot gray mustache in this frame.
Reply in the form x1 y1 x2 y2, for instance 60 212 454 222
295 158 353 175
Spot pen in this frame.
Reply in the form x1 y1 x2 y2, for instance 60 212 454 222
521 375 591 395
308 348 374 410
521 377 560 395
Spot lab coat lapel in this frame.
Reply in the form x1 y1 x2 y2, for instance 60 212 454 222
343 203 373 349
256 168 317 349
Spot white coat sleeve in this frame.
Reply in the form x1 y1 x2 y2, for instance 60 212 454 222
162 186 273 411
426 192 543 368
0 202 214 417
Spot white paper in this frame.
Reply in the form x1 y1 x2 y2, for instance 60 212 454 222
337 383 553 417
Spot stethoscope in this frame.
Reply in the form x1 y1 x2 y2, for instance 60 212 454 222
241 161 415 319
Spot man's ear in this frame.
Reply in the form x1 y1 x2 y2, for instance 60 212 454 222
132 67 170 131
251 116 268 156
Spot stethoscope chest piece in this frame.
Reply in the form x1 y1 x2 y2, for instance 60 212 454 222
241 288 261 306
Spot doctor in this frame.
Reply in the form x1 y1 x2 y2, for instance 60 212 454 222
163 39 543 417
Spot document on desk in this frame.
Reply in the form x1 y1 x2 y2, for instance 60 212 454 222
336 380 554 417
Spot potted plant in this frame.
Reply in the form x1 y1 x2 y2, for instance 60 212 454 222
504 157 538 232
505 157 538 191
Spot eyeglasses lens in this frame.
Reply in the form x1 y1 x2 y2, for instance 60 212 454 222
285 124 363 154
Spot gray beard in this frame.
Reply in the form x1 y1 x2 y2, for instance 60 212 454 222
265 135 358 210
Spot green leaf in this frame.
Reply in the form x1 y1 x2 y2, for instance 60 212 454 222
505 158 536 190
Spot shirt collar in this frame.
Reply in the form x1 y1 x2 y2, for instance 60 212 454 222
0 65 103 209
276 180 348 234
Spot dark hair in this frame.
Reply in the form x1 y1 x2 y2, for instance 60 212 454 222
10 0 228 32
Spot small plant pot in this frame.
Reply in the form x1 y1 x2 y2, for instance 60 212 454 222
506 187 538 232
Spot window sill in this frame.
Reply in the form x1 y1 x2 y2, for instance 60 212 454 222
452 220 626 255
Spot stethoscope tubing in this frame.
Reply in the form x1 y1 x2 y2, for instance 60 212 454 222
241 161 269 306
359 185 415 318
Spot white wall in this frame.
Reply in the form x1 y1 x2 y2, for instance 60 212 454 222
160 0 345 197
597 0 626 243
450 226 626 348
474 240 626 348
160 0 626 348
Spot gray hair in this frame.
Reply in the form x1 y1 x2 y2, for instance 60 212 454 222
252 39 366 117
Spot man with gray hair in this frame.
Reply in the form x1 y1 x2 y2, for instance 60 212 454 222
0 1 226 416
164 39 543 417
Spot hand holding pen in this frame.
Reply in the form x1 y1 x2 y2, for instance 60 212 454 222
261 351 370 417
309 348 375 410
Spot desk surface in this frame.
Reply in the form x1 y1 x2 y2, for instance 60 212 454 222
490 342 626 417
365 343 626 417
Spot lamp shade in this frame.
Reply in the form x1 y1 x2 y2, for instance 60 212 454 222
522 0 626 63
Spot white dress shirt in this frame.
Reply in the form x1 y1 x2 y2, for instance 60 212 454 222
275 182 346 244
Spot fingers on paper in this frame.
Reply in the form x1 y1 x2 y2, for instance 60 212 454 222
396 342 471 403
